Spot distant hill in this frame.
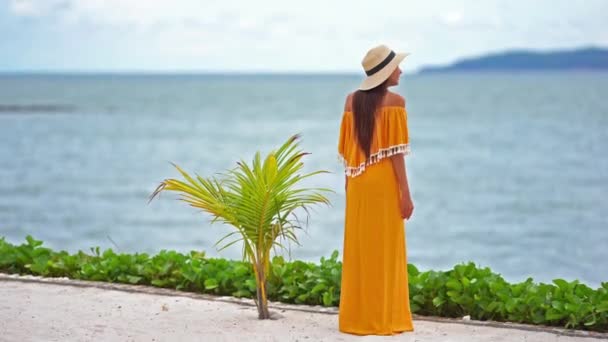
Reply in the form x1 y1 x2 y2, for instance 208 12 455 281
418 47 608 73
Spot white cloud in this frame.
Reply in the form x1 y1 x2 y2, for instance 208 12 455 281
9 0 36 15
9 0 66 16
439 11 464 26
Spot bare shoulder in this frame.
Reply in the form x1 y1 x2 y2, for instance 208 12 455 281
383 91 406 107
344 92 354 112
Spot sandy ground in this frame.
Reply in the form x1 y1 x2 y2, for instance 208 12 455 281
0 278 606 342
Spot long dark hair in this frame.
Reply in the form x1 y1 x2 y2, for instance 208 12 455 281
352 80 389 160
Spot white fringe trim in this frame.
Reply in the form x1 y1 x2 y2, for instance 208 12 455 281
338 144 410 178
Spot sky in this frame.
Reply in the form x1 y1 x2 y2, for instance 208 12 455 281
1 0 607 73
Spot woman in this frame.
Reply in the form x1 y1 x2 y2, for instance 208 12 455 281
337 44 415 335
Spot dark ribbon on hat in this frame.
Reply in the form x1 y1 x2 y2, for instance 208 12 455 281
365 50 396 76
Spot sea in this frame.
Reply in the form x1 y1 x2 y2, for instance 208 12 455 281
1 72 607 288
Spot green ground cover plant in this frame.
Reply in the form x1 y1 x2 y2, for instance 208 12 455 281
1 235 606 332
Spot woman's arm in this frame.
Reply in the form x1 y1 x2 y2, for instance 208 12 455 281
345 175 349 192
390 154 410 198
390 153 414 219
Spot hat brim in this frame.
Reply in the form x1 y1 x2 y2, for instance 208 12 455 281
358 52 409 91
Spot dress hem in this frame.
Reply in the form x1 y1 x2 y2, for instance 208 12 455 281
338 327 415 336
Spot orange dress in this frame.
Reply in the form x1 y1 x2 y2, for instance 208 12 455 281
337 105 414 335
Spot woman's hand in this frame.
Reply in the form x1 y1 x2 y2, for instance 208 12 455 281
400 195 414 220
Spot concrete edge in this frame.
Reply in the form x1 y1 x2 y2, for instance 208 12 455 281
1 273 606 339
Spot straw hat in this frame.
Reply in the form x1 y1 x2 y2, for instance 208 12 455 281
358 44 409 91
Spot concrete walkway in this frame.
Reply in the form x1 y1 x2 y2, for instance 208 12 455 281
1 274 606 342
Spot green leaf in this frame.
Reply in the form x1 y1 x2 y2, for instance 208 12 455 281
204 278 219 290
127 275 142 284
584 316 597 326
413 294 425 304
553 279 570 291
546 310 567 320
551 301 564 310
232 290 252 298
311 283 327 294
446 280 462 291
296 293 309 303
596 302 608 313
446 290 460 298
245 278 257 292
461 277 470 288
487 301 500 312
151 279 166 287
407 263 419 276
432 297 445 307
25 235 43 248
